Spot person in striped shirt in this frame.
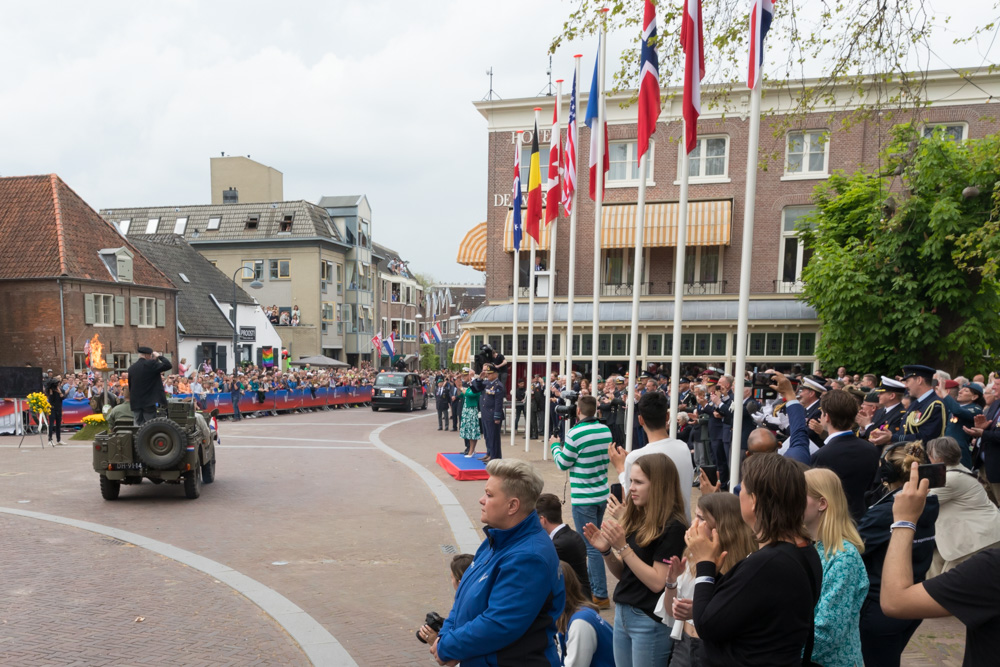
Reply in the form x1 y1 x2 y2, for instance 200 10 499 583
550 394 614 608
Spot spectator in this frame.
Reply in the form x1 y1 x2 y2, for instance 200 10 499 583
432 459 564 666
556 562 614 667
804 468 870 667
417 554 475 646
936 377 983 468
459 370 482 457
435 378 452 431
536 493 592 599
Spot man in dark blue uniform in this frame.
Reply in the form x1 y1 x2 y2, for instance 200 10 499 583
471 363 505 461
864 376 906 444
799 375 828 448
870 365 947 448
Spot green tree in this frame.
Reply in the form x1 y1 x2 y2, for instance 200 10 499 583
799 126 1000 375
419 343 440 370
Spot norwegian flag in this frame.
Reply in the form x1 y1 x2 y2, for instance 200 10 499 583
681 0 705 154
561 68 578 216
748 0 773 89
431 322 443 343
545 101 560 224
637 0 661 162
586 35 610 200
371 331 383 354
512 132 523 250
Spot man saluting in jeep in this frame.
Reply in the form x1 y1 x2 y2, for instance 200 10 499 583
128 346 172 426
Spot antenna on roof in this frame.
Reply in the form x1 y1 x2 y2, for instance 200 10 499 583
221 152 225 157
482 67 501 101
538 55 555 97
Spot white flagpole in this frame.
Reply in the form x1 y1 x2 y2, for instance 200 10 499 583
668 126 691 439
509 132 523 452
543 83 562 458
624 153 648 452
730 77 763 487
527 107 541 451
566 55 582 399
591 16 607 391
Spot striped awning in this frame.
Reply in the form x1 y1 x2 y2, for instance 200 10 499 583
601 200 732 248
452 329 472 364
502 210 553 252
457 222 487 271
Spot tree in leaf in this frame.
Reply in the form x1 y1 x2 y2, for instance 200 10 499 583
799 126 1000 376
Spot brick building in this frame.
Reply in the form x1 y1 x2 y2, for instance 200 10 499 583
0 175 178 372
460 68 1000 378
373 243 423 368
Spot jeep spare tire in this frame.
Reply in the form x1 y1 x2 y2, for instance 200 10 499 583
134 418 187 469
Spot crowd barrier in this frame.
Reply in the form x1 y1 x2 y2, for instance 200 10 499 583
0 385 374 428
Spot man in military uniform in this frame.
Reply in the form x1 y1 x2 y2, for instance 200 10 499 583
127 346 172 426
471 363 504 461
870 365 946 447
799 375 828 448
863 376 906 444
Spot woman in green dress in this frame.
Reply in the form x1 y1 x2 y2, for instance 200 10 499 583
459 370 482 457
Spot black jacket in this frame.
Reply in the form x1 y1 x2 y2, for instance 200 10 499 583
811 432 881 522
719 396 760 451
551 525 592 599
128 356 172 410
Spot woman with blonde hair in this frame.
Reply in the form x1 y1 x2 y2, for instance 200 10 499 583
556 562 614 667
805 468 869 667
584 453 688 666
658 493 758 666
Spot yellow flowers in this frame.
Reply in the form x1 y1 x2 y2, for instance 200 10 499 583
82 414 106 425
26 392 51 416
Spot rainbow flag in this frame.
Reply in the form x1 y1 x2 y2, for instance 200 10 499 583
262 347 275 368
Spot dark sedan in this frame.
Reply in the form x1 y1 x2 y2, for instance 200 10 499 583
370 372 428 412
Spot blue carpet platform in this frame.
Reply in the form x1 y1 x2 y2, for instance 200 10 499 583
436 452 489 481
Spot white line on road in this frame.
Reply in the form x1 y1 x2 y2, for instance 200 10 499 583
219 445 374 450
224 435 372 444
225 423 388 427
0 507 357 667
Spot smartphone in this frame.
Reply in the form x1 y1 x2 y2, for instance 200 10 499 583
701 465 718 487
610 483 624 504
918 463 947 489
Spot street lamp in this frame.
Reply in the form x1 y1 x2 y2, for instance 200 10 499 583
232 266 263 372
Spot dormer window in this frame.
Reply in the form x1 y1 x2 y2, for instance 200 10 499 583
245 215 260 230
99 247 134 283
145 218 159 234
279 214 294 232
119 219 131 235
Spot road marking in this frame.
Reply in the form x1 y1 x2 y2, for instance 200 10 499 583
368 414 482 554
219 445 374 450
0 507 357 667
225 422 388 427
224 435 372 444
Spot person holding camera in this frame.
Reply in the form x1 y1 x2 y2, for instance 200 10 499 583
550 395 613 609
44 373 67 445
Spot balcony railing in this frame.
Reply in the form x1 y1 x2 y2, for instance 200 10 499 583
601 282 652 297
774 279 805 294
507 285 533 298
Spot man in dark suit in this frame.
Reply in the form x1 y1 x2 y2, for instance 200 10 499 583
870 365 947 449
435 377 452 430
535 493 592 599
127 346 172 426
811 388 880 522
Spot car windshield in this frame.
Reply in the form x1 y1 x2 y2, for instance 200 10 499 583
375 374 405 387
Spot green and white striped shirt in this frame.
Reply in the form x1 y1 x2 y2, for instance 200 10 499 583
551 419 612 505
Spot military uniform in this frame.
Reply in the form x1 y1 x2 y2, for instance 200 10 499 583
472 364 505 460
892 366 948 444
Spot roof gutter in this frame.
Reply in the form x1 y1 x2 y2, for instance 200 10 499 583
58 278 68 374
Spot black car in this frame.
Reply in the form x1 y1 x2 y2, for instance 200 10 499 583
371 372 428 412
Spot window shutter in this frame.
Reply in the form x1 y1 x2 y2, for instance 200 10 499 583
114 296 125 325
156 299 166 327
130 297 140 326
84 294 95 324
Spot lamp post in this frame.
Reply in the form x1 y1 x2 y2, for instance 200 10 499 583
232 265 264 373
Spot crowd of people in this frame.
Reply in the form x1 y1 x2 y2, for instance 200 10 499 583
423 361 1000 667
265 304 301 326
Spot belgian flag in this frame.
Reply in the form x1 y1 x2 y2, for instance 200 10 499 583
525 116 543 242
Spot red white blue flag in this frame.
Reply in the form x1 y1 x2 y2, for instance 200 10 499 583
512 132 523 250
585 36 610 200
382 331 396 357
748 0 773 89
431 322 443 343
372 331 383 353
545 101 560 224
421 331 431 344
561 67 578 216
637 0 661 163
681 0 705 154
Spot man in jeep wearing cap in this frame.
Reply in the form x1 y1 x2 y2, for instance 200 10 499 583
127 346 172 426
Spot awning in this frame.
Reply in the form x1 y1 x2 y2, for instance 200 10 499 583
452 329 472 365
457 222 487 271
502 210 553 252
602 200 732 248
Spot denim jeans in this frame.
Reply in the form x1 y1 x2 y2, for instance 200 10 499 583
571 502 608 599
613 602 673 667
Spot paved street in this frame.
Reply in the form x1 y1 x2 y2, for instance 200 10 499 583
0 406 966 666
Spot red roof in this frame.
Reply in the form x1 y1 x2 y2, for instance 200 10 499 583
0 174 173 288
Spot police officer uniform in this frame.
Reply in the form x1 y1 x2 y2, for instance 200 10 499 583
471 363 505 461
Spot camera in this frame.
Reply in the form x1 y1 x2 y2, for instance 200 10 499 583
473 344 493 374
554 389 578 417
416 611 445 644
751 371 777 401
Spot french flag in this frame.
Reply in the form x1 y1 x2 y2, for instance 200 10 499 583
585 35 609 201
681 0 705 154
431 322 443 343
748 0 773 89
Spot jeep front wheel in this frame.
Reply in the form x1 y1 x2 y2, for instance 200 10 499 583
134 418 187 470
100 476 121 500
183 465 201 499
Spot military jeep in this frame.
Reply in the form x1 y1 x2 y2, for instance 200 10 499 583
93 400 217 500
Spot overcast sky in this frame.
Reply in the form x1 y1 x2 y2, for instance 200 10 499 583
1 1 996 284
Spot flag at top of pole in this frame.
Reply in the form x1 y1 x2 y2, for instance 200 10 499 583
637 0 661 162
512 131 523 250
545 96 561 224
561 66 578 216
526 114 543 241
681 0 705 154
748 0 773 89
585 36 609 201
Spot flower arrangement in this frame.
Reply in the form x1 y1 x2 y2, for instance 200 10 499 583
81 414 106 426
26 392 51 416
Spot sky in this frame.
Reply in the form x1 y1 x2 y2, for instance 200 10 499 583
1 1 997 284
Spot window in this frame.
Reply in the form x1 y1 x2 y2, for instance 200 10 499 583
778 206 816 289
242 260 263 280
923 123 967 142
520 145 550 190
137 297 155 327
322 303 334 322
601 248 648 295
683 247 722 293
173 217 188 234
73 352 87 372
118 219 131 235
279 214 294 232
206 216 221 230
245 215 260 230
336 305 343 334
685 136 729 181
336 264 343 295
269 259 290 280
178 273 190 283
784 131 829 177
382 279 388 302
145 218 159 234
607 141 653 185
93 294 114 326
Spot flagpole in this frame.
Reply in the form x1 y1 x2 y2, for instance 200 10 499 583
526 108 541 452
509 131 523 452
591 12 608 391
668 131 691 439
624 154 648 452
730 76 763 488
566 55 582 400
542 83 562 458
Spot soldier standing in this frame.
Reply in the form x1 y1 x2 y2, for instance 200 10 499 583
870 365 947 447
471 363 504 461
128 346 172 426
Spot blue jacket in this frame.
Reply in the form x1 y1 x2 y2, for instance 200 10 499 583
437 511 565 666
558 607 615 667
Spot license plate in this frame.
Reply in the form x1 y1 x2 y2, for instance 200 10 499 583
382 390 394 396
110 463 144 471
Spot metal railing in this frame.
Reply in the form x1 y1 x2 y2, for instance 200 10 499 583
601 282 652 297
680 280 727 295
774 279 805 294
